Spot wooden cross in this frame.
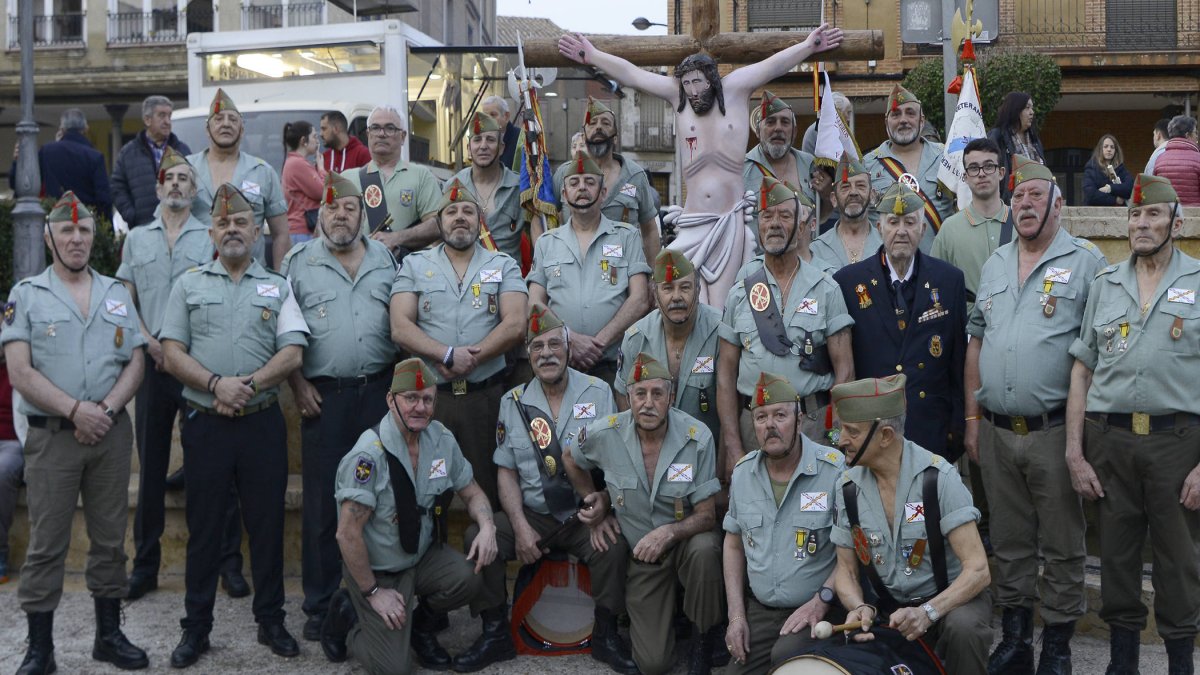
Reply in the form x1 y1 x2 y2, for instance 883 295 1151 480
521 0 884 67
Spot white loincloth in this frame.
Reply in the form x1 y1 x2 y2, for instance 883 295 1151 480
666 196 755 310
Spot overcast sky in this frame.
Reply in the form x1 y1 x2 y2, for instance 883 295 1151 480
496 0 669 35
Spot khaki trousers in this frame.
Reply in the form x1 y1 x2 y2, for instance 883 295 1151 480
19 413 133 612
979 422 1086 624
625 530 725 675
729 597 845 675
344 544 482 675
1086 418 1200 639
467 508 629 614
925 590 993 675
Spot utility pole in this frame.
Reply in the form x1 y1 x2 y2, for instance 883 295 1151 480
12 0 45 282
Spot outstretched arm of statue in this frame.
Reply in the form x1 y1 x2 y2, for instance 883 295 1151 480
558 33 679 104
723 23 844 97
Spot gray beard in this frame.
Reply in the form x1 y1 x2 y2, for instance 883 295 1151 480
764 141 790 161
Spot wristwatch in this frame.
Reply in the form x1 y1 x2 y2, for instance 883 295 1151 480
921 602 940 623
817 586 835 604
101 402 117 419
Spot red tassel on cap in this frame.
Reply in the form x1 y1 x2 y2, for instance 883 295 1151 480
326 186 335 204
530 311 540 335
450 186 459 201
473 116 481 135
158 169 166 184
585 109 592 126
755 383 766 407
841 164 849 183
577 155 584 174
214 100 221 115
1132 176 1143 205
1008 155 1017 192
71 202 78 224
890 95 899 113
633 360 644 382
664 253 675 283
414 366 425 390
761 97 768 122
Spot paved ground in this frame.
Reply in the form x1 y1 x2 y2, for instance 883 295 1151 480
0 574 1180 674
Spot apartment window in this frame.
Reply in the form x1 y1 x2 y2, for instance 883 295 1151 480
747 0 821 32
7 0 85 48
242 0 326 30
108 0 186 44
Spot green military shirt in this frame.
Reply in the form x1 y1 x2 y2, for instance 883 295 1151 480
281 237 397 380
553 153 657 227
810 223 884 272
334 416 473 572
353 160 442 235
494 368 616 515
863 140 954 252
451 166 525 263
2 268 147 416
528 216 651 362
743 145 817 205
724 440 845 608
390 243 526 382
1069 250 1200 416
573 407 720 549
968 227 1107 415
723 257 854 397
831 440 979 604
159 259 309 408
115 214 214 336
929 203 1010 309
615 305 735 439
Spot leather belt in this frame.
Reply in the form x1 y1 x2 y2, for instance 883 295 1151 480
310 370 390 390
1087 412 1200 436
742 390 830 415
984 407 1065 435
437 373 504 396
188 395 278 417
28 415 76 431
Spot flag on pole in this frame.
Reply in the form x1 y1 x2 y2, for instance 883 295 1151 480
518 87 558 231
813 71 861 167
937 43 987 210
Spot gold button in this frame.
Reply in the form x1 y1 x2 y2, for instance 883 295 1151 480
895 365 903 372
918 362 925 369
919 391 926 399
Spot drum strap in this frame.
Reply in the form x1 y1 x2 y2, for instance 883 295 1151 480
511 389 578 523
375 423 452 552
842 480 901 614
359 166 391 232
746 266 795 357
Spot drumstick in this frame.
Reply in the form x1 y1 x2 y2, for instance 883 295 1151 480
813 619 865 639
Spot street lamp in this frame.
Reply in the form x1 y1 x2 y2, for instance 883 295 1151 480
13 0 46 281
631 17 667 31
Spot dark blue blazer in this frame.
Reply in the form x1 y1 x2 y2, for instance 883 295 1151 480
833 249 967 460
38 130 113 220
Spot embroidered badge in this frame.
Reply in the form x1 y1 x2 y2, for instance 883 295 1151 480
1168 288 1195 304
799 492 829 511
104 299 128 317
692 356 715 374
904 502 926 523
797 298 819 315
496 421 506 445
749 282 771 312
429 458 448 479
929 335 943 357
2 301 13 325
354 457 374 483
400 189 414 206
364 184 384 209
667 463 693 482
602 244 624 258
256 283 280 298
479 269 502 283
573 403 596 419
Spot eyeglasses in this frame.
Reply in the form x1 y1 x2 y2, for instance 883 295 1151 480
965 163 1000 177
529 339 566 355
367 124 403 136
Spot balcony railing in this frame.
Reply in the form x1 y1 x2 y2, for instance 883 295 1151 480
747 0 820 32
242 2 325 29
1004 0 1200 50
7 13 86 49
108 10 186 45
629 95 675 153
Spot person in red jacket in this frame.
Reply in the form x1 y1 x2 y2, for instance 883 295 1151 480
319 111 371 174
1152 115 1200 206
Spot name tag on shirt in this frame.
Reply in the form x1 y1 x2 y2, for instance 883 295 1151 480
1044 267 1071 284
104 299 128 317
692 356 714 374
479 269 502 283
602 244 624 258
1168 288 1196 304
257 283 280 298
573 403 596 419
241 180 261 197
800 492 829 511
904 502 926 523
667 463 693 482
797 298 819 315
620 183 638 198
429 458 448 479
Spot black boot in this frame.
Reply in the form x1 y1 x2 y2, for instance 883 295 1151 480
989 607 1035 675
687 622 721 675
411 602 452 671
1036 621 1075 675
17 612 56 675
709 620 731 667
1104 627 1141 675
1166 637 1195 675
92 598 149 670
320 589 356 663
590 607 638 675
452 606 517 673
169 629 210 669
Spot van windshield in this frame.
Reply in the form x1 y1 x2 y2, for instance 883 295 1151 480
173 110 330 175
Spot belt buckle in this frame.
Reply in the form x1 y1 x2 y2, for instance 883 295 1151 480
1010 415 1029 435
1132 412 1151 436
452 379 467 396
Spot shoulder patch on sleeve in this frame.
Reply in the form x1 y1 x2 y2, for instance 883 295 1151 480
354 455 375 484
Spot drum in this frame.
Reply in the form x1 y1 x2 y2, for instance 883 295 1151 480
510 555 594 656
771 626 944 675
770 654 853 674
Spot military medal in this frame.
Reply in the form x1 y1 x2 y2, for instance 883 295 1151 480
471 283 482 309
543 455 557 476
553 266 561 277
929 335 942 358
600 259 609 281
423 299 431 313
674 497 685 521
930 287 942 310
261 308 271 321
1171 316 1183 340
609 264 618 286
1041 280 1057 317
855 283 872 309
852 526 870 565
746 532 755 547
699 386 710 413
807 531 818 555
47 323 56 337
874 554 884 565
317 305 327 319
869 533 881 547
804 336 814 355
616 493 624 507
1119 322 1129 352
114 326 124 348
487 293 497 315
795 528 809 560
904 539 927 576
